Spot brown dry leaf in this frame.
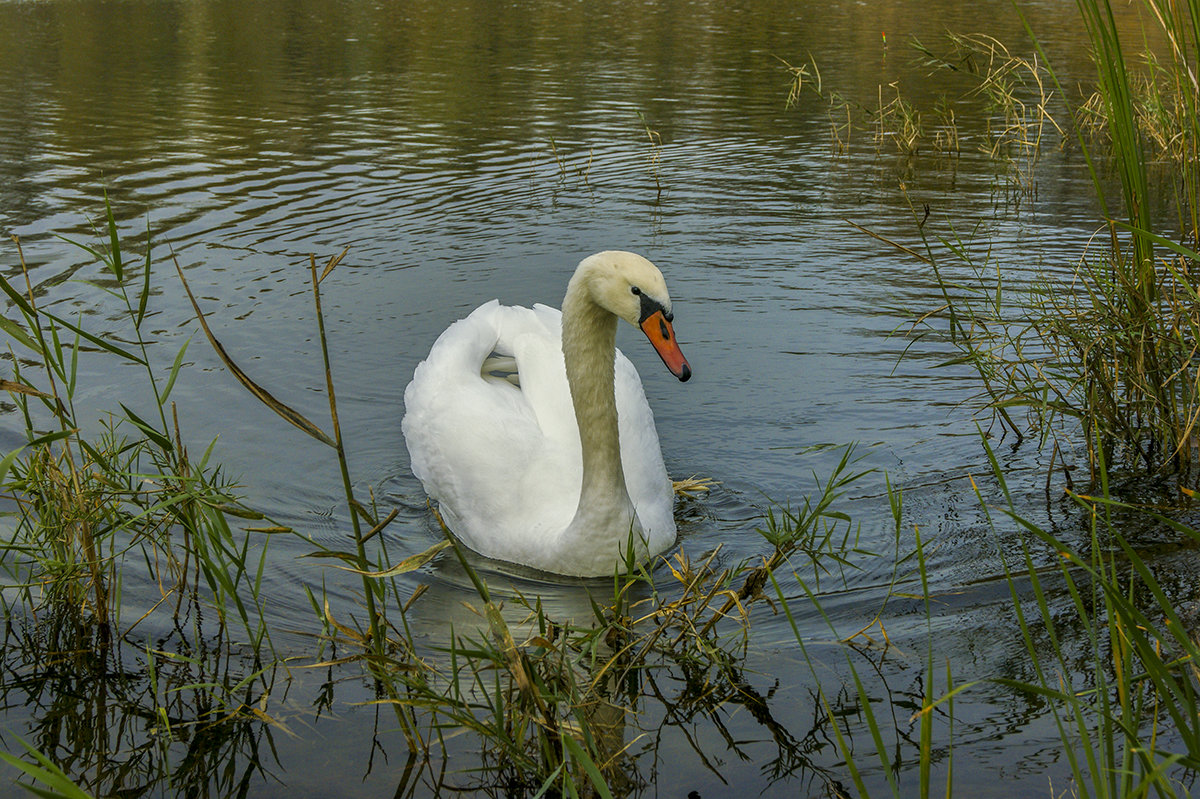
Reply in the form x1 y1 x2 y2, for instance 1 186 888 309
671 475 717 497
323 598 366 644
486 602 533 696
334 539 451 578
0 380 51 398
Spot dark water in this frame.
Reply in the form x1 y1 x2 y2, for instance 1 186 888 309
0 0 1189 796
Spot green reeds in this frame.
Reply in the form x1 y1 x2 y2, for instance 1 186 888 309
977 433 1200 797
0 199 273 648
1067 0 1200 470
897 0 1200 484
636 111 665 200
174 247 384 651
783 33 1062 173
773 432 1200 797
173 245 450 751
357 445 878 794
0 733 94 799
774 466 961 799
0 201 294 796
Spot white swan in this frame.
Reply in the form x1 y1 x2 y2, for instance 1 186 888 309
402 251 691 577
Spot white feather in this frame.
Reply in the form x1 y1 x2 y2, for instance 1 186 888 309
402 252 685 576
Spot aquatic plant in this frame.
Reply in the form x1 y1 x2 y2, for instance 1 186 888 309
636 111 665 200
548 136 594 188
173 246 451 751
8 212 1199 796
873 82 924 156
0 201 273 646
0 201 291 798
783 31 1063 179
359 447 876 796
915 31 1066 199
895 0 1200 486
979 433 1200 798
772 434 1200 798
291 417 876 792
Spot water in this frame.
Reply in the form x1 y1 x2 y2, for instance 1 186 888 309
0 0 1192 795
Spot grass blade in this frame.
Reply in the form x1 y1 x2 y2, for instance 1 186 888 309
136 215 151 328
104 191 123 282
171 254 335 447
0 734 95 799
560 734 614 799
42 312 145 365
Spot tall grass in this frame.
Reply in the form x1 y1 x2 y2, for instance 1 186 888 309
764 432 1200 798
0 201 291 798
364 447 876 796
173 246 453 752
979 433 1200 797
1037 0 1200 477
183 269 885 795
783 32 1063 180
7 213 1198 796
0 200 274 647
892 0 1200 486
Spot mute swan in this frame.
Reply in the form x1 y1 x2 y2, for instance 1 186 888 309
402 251 691 577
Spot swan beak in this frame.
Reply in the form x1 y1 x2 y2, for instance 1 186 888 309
640 310 691 382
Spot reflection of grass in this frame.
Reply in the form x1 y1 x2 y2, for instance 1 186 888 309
1 618 287 799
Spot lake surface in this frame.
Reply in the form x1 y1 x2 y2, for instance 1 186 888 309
0 0 1192 796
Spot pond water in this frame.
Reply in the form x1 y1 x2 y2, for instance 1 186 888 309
0 0 1194 796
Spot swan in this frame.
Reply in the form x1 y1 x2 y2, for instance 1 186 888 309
402 251 691 577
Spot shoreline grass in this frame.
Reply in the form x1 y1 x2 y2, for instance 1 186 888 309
872 0 1200 490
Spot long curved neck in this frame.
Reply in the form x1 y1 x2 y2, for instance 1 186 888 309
560 276 635 536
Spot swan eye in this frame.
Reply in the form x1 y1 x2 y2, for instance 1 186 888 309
630 286 641 296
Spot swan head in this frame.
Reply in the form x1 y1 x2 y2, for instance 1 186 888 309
574 251 692 382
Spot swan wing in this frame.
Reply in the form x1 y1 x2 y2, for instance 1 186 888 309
402 301 580 559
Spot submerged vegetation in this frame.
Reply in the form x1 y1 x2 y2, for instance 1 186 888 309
2 0 1200 797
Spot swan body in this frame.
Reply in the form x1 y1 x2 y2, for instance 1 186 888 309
402 251 691 577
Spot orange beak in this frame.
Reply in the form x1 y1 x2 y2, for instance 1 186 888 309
640 310 691 382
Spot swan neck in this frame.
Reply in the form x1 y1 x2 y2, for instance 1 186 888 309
561 281 631 516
